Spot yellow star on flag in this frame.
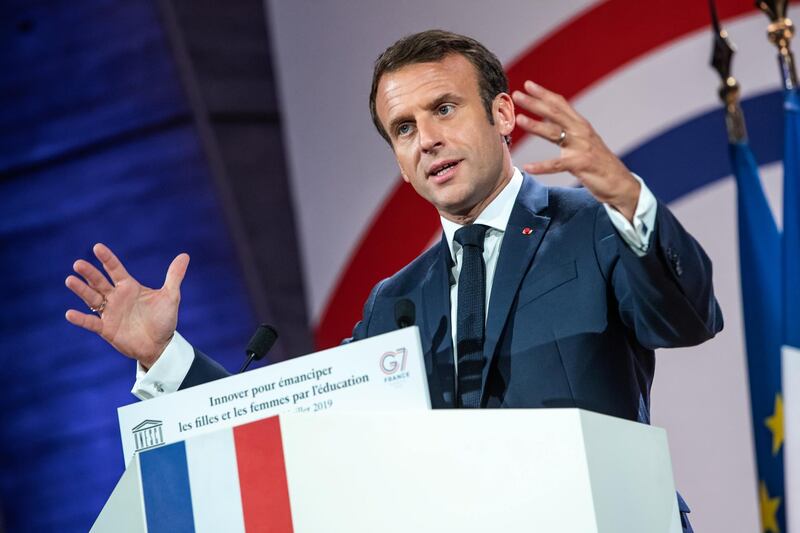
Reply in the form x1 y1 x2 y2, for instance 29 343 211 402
759 481 781 533
764 393 784 456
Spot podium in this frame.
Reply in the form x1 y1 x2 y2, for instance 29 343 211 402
92 408 682 532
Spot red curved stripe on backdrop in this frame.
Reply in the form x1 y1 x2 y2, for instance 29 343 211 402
315 0 759 349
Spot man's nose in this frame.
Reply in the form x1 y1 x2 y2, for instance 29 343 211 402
417 118 443 153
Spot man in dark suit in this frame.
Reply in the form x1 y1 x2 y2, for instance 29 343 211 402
66 30 719 531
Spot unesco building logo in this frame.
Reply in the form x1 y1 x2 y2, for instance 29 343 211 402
132 419 165 452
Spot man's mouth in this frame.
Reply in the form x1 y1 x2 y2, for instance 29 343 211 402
428 159 461 178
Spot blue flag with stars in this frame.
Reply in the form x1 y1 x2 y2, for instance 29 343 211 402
731 87 800 533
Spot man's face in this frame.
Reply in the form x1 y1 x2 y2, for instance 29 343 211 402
375 54 515 222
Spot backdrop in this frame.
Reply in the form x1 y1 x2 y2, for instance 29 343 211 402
0 0 792 530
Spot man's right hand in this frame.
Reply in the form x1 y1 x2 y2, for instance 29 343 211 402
65 243 189 369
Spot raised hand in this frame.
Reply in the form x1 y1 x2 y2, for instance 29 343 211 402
65 243 189 369
512 81 641 222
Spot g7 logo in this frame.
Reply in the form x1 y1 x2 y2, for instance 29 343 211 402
380 348 408 375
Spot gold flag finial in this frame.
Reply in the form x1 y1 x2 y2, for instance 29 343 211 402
756 0 798 89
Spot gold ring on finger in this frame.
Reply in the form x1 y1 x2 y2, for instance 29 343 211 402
89 297 107 316
557 129 568 147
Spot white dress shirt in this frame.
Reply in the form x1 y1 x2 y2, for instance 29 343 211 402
132 167 657 400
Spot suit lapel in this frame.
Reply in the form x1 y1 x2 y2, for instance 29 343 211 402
419 235 456 407
480 175 551 402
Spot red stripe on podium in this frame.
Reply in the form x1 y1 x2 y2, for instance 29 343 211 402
234 417 294 533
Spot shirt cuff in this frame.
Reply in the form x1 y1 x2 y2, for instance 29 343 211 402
603 174 657 257
131 331 194 400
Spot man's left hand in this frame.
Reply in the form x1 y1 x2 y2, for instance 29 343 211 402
512 80 640 222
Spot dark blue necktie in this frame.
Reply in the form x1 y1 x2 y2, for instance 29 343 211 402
454 224 489 408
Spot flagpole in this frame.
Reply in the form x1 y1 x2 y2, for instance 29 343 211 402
709 0 747 142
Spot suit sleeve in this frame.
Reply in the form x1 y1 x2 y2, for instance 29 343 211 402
596 201 724 349
179 349 231 389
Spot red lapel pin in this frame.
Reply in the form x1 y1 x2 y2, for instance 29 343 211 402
522 227 533 235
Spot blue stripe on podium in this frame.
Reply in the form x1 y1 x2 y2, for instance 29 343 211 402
140 441 196 533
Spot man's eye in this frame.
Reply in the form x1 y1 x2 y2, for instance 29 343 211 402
437 104 454 116
397 123 413 136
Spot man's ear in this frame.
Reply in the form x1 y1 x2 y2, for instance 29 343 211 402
493 92 515 137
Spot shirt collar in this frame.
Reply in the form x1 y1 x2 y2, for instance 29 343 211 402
440 167 524 262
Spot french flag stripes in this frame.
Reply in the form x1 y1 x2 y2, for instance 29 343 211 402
138 416 293 533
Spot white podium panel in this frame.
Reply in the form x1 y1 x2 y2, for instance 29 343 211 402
93 409 681 533
282 409 680 533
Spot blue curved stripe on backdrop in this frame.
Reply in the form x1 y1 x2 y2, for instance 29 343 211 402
621 90 784 202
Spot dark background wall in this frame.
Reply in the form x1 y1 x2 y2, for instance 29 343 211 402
0 1 308 530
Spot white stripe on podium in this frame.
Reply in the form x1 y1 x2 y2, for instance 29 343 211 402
186 429 246 533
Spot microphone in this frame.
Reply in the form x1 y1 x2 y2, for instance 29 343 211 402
394 299 416 329
238 324 278 373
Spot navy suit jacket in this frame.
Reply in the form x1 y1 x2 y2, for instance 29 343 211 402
344 174 723 421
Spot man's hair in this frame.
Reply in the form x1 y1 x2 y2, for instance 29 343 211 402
369 29 510 144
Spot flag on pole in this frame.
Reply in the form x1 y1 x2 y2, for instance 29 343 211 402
731 121 785 533
730 84 800 533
